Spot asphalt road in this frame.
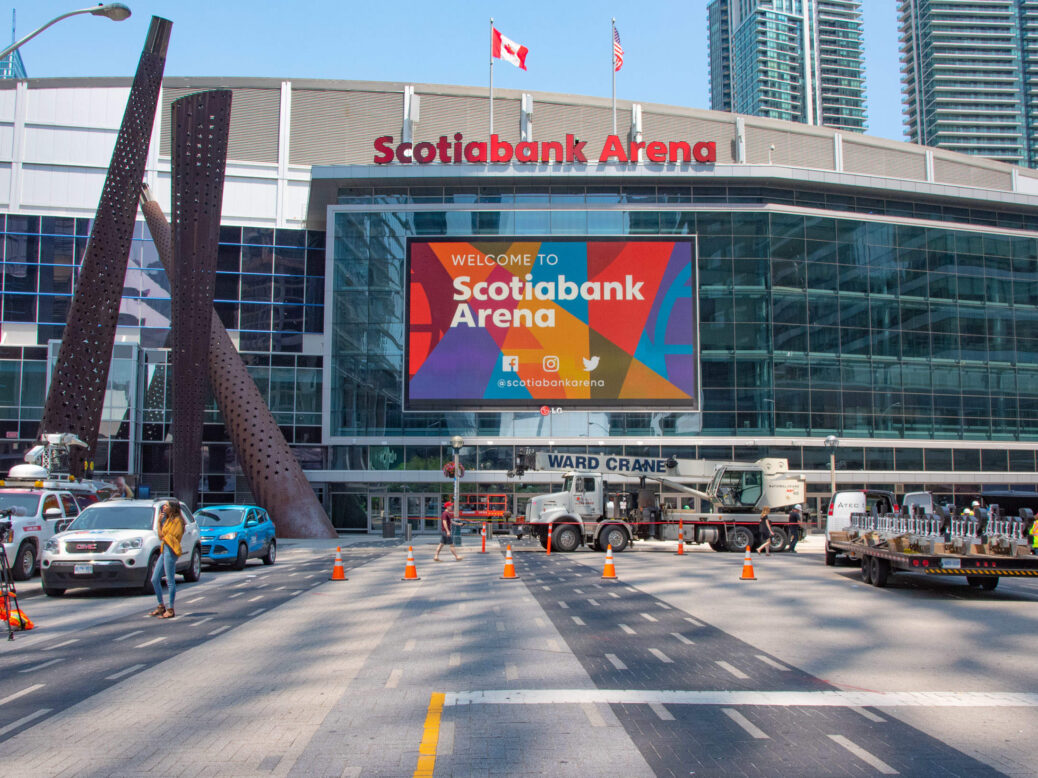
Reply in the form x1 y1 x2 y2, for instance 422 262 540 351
517 550 1003 777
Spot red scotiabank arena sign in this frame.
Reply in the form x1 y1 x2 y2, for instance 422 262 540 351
373 133 716 165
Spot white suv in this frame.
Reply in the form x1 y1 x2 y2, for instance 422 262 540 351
40 499 201 596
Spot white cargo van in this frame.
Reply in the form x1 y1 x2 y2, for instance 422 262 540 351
825 490 898 564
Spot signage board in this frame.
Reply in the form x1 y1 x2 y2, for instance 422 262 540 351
405 237 699 411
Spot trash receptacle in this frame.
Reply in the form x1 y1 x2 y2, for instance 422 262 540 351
382 519 395 538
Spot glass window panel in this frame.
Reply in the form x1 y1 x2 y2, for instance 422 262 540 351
515 210 550 234
587 211 623 234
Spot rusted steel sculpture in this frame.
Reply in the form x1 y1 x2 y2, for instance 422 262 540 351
168 91 231 509
140 184 337 537
39 17 172 478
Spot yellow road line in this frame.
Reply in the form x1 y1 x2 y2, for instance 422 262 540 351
414 692 445 778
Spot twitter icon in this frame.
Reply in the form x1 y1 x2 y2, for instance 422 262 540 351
582 356 600 372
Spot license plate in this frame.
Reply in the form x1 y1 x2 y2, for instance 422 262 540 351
940 558 961 569
73 564 93 575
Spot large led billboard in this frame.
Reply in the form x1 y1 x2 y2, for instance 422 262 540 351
405 238 698 411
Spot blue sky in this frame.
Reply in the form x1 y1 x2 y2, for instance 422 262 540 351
11 0 905 141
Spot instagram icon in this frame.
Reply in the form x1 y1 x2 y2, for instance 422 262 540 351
542 355 560 372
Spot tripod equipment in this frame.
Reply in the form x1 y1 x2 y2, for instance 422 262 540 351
1 509 22 640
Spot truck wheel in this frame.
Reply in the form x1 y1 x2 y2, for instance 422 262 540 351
537 533 549 550
12 542 37 581
709 541 727 553
872 557 890 587
599 525 629 553
979 576 999 591
824 544 837 566
727 527 754 552
768 527 788 553
551 524 581 553
965 576 982 588
860 555 874 585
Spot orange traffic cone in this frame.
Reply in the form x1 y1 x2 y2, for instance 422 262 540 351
602 544 618 580
500 544 519 579
330 546 347 581
740 545 757 581
677 521 685 555
402 546 421 581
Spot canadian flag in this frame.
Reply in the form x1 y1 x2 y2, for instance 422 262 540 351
492 28 528 70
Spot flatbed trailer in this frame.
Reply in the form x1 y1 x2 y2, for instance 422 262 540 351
826 529 1038 591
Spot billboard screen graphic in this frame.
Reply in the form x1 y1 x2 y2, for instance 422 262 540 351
405 238 698 410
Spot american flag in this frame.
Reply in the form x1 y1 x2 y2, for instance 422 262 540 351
613 26 624 72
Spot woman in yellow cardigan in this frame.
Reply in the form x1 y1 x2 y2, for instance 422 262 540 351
149 500 184 619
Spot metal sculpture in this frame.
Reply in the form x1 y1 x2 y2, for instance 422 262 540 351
140 186 337 538
39 17 172 478
169 91 231 509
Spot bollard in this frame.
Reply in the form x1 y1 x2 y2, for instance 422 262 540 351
546 522 552 555
481 522 486 553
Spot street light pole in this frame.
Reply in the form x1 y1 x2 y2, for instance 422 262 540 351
0 4 132 61
824 435 840 494
450 435 464 527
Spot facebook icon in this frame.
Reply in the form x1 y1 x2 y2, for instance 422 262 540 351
502 355 519 372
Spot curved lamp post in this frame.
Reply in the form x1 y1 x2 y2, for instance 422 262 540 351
0 4 132 61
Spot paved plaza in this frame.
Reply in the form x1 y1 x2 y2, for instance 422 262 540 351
1 535 1037 776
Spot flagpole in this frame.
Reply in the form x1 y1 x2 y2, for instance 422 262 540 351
611 18 616 135
489 17 494 137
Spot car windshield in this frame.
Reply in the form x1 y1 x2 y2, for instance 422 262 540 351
0 493 41 516
67 505 155 531
196 508 245 527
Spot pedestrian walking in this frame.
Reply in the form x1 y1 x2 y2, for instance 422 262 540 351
787 504 805 553
755 506 774 556
114 476 134 498
433 501 463 562
149 500 184 619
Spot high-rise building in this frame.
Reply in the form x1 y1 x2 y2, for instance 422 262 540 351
707 0 868 132
900 0 1038 168
0 49 25 80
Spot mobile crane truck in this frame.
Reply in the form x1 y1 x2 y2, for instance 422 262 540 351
510 450 806 553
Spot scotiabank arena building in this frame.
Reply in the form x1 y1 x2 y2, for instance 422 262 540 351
4 77 1038 531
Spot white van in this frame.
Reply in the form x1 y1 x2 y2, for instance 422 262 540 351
825 490 898 563
901 491 934 516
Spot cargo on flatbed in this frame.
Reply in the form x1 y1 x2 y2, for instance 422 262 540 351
826 512 1038 591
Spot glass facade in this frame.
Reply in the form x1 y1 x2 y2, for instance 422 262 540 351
0 216 325 504
329 183 1038 443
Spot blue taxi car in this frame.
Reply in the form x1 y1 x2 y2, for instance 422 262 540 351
196 505 276 569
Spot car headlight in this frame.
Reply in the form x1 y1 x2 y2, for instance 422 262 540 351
44 538 59 552
218 532 238 540
112 537 144 553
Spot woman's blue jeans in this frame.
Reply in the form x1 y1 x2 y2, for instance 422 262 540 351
152 545 177 608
